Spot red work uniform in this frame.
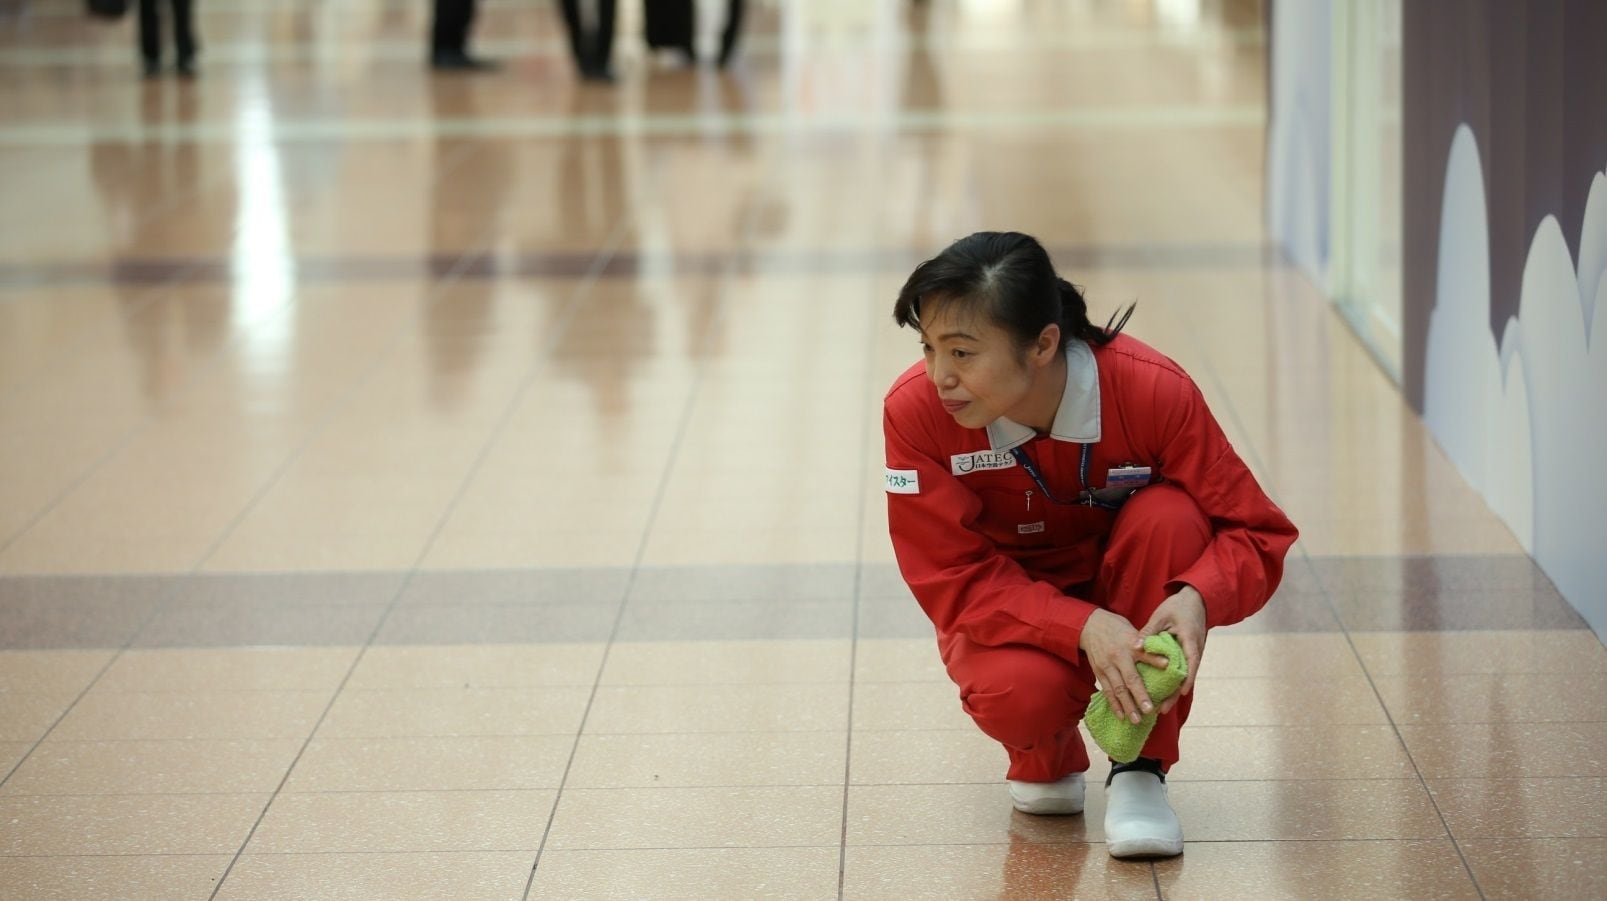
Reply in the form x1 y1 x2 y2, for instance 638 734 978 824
883 333 1298 781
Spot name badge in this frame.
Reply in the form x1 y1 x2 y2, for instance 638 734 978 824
1105 465 1152 490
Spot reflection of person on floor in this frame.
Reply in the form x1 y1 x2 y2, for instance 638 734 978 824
430 0 496 71
883 232 1297 860
137 0 198 77
558 0 618 82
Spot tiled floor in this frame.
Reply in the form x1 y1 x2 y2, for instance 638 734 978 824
1 0 1603 898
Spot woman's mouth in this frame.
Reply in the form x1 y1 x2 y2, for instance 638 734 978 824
942 400 969 413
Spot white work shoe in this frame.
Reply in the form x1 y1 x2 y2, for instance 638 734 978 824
1008 772 1085 815
1104 770 1184 858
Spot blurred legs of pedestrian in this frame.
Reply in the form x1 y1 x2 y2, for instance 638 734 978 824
137 0 197 78
559 0 617 82
431 0 498 71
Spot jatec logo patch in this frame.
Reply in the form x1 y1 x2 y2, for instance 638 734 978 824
950 450 1017 475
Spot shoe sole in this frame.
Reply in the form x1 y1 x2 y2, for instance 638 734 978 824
1107 836 1184 859
1011 799 1084 816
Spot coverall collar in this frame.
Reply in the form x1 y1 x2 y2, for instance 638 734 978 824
985 339 1102 452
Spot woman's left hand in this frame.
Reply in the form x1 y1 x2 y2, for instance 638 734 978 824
1136 585 1207 715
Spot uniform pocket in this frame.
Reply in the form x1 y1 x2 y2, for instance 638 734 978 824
974 487 1055 549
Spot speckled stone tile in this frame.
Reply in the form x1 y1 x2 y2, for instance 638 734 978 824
1459 838 1607 900
316 686 592 738
0 649 115 693
545 786 844 849
1167 780 1447 841
284 735 574 792
94 647 359 692
247 790 556 852
373 602 620 645
1396 722 1607 778
1349 630 1607 676
50 689 331 740
1372 671 1607 723
613 598 856 641
343 643 605 689
1153 840 1477 900
0 854 231 900
394 567 631 606
628 563 857 604
565 731 847 788
1174 725 1417 781
1427 778 1607 839
0 692 75 741
0 794 268 854
583 683 848 734
0 739 301 795
528 847 842 900
847 783 1104 846
1184 676 1388 726
843 842 1160 900
598 639 851 685
216 851 534 901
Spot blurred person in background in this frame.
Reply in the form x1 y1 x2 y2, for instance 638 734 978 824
137 0 197 77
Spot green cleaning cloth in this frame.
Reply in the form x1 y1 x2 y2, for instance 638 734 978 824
1084 632 1188 764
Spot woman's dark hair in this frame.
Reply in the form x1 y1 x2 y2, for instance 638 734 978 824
892 231 1133 351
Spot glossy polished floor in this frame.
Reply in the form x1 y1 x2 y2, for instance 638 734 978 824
1 0 1602 898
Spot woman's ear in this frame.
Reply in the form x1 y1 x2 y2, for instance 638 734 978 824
1031 323 1061 367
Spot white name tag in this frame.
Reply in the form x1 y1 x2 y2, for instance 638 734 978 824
1017 521 1045 534
1106 466 1152 490
885 468 920 494
950 450 1017 475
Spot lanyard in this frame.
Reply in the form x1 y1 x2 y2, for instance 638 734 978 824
1009 442 1127 511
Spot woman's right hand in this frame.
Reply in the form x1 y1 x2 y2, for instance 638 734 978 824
1079 608 1171 725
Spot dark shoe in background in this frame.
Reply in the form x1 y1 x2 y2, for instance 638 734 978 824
430 50 498 72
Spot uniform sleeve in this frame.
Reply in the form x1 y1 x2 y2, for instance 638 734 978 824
1150 375 1298 628
884 401 1097 663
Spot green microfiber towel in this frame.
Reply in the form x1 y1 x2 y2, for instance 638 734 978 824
1084 632 1188 764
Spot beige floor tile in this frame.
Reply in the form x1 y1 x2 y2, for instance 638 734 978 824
344 643 604 689
1170 780 1447 841
1427 778 1607 840
566 731 847 788
0 739 301 795
1372 672 1607 724
316 686 592 738
0 693 74 741
247 789 556 853
95 647 361 692
851 681 971 732
853 638 948 683
216 851 535 901
847 783 1104 846
0 794 268 855
1153 840 1477 900
583 683 849 734
545 786 843 850
598 639 851 685
843 843 1158 901
1397 722 1607 778
0 650 115 694
1191 633 1367 678
529 847 841 901
201 525 432 572
284 735 574 792
1459 838 1607 901
1350 630 1607 676
1184 676 1388 726
1176 725 1417 780
50 689 331 741
0 855 231 901
421 528 645 569
0 741 34 775
639 526 858 566
850 728 1037 786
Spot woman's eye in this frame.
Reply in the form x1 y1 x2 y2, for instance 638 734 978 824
920 343 934 354
952 349 970 359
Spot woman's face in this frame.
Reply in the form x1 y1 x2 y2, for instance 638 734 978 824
919 302 1043 431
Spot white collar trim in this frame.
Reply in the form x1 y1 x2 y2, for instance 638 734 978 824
985 340 1102 451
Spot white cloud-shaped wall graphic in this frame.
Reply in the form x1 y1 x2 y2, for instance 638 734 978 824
1423 123 1607 635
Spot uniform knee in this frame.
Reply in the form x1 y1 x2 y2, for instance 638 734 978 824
1111 484 1210 556
961 679 1081 747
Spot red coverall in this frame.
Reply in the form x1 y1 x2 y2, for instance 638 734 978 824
883 334 1298 781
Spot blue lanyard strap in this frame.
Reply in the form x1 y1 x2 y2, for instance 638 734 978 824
1009 443 1127 511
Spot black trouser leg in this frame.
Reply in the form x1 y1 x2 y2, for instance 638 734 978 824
593 0 615 70
432 0 473 54
171 0 197 63
558 0 587 70
137 0 162 64
719 0 745 66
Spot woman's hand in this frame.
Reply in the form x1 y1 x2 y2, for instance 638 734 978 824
1137 585 1208 715
1079 608 1172 725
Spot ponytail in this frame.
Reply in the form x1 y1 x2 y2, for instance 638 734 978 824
1056 278 1134 348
